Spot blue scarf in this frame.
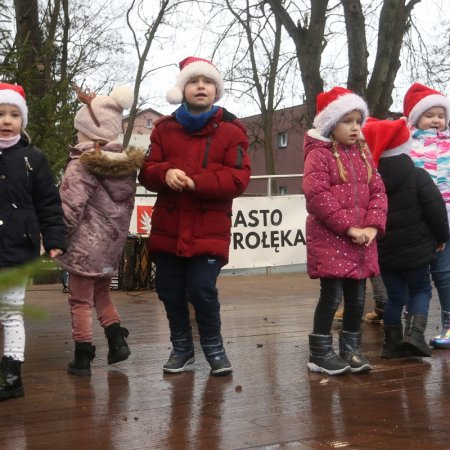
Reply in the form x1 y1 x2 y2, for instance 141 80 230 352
175 103 219 133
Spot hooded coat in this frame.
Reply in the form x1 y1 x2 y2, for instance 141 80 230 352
138 107 251 263
302 130 387 279
0 137 66 268
377 153 449 270
57 142 144 277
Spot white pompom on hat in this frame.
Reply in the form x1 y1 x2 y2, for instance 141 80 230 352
362 117 412 167
403 82 450 127
74 85 134 142
313 86 369 137
166 56 224 105
0 83 28 128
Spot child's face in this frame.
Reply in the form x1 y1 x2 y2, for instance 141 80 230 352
184 75 217 115
0 104 22 138
331 110 362 146
417 106 447 132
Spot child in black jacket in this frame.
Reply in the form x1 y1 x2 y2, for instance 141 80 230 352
0 83 66 401
362 118 449 359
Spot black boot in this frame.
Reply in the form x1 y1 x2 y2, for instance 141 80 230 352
398 314 431 357
339 331 372 373
105 323 131 364
67 342 96 377
381 324 411 358
0 356 24 401
200 335 232 376
307 334 350 375
163 330 195 373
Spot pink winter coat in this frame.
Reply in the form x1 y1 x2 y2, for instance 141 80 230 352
302 130 387 279
57 142 144 277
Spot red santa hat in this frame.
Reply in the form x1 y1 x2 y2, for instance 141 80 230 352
74 85 133 142
313 87 369 137
166 56 224 105
361 117 412 167
0 82 28 128
403 82 450 127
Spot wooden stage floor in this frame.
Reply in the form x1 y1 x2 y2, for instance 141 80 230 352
1 272 449 450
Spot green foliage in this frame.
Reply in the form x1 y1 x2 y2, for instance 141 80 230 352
0 259 56 320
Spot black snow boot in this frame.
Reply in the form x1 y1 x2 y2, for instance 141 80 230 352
67 342 96 377
398 314 431 357
381 324 411 358
307 334 350 376
0 356 24 401
105 323 131 364
339 331 373 373
163 330 195 374
200 335 233 376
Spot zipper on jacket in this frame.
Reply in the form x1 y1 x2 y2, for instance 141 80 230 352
24 156 33 189
202 135 212 168
235 145 243 169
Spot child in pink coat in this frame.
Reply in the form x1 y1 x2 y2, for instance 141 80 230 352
303 87 387 375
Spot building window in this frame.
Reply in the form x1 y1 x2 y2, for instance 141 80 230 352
278 132 288 148
278 186 288 195
146 119 153 129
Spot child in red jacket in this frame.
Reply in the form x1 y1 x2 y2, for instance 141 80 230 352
303 87 387 375
139 57 251 376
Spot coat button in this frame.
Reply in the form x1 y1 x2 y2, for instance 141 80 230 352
0 175 5 180
0 220 3 225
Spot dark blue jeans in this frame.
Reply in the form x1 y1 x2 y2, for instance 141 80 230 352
431 244 450 312
313 278 366 335
381 265 432 326
154 253 224 338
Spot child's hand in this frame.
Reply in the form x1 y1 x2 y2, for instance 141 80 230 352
362 227 378 246
437 243 446 252
165 168 189 192
49 249 63 259
184 177 196 191
347 227 366 245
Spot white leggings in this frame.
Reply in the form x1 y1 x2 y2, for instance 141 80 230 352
0 285 26 362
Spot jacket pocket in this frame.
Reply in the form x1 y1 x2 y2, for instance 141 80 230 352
194 202 232 238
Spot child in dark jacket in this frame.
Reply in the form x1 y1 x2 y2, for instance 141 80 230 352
362 117 449 358
303 87 387 375
138 56 251 376
0 83 66 401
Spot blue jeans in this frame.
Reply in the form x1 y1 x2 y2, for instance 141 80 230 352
154 253 224 338
431 244 450 312
381 265 432 326
313 278 366 334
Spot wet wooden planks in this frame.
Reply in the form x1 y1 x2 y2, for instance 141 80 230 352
0 273 449 449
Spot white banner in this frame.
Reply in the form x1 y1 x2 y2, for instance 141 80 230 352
128 194 307 269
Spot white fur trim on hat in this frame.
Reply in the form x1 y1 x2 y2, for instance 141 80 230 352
313 93 368 137
379 137 413 160
408 94 450 127
166 60 224 105
0 90 28 128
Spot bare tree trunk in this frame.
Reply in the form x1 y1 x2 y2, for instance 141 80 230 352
366 0 421 118
14 0 43 97
342 0 368 95
265 0 328 127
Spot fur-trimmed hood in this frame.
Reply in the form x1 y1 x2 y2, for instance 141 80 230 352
80 147 145 178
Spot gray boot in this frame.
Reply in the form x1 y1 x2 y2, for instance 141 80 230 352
163 330 195 373
429 310 450 349
398 314 431 357
339 331 373 373
200 335 232 376
307 334 350 375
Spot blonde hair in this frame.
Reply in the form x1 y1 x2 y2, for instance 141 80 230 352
331 138 372 183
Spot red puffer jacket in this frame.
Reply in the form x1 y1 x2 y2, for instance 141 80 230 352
302 130 387 279
138 107 251 263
